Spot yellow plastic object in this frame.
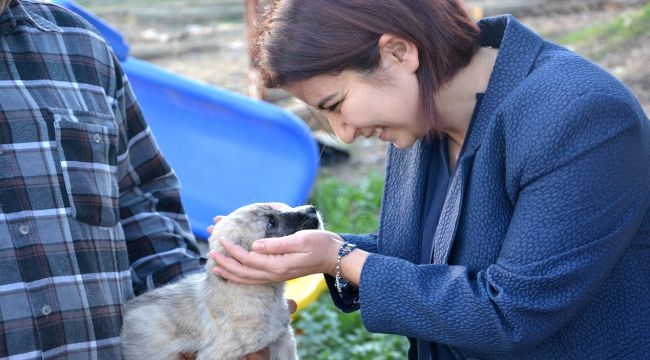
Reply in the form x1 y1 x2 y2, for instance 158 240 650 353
285 274 328 314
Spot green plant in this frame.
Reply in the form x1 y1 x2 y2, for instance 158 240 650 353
294 172 409 359
311 171 385 233
294 294 409 360
558 2 650 59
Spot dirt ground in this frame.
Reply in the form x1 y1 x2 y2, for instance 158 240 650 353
94 1 650 184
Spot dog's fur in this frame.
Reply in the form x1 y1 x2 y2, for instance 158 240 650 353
120 203 323 360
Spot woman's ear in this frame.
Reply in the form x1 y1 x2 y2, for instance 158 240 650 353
378 33 419 73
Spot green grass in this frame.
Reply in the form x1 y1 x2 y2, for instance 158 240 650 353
293 172 410 359
558 2 650 59
293 295 409 359
310 171 384 233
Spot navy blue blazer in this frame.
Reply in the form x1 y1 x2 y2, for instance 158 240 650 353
327 15 650 359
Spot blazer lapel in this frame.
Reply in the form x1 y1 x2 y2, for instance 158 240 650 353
380 140 431 263
431 151 476 264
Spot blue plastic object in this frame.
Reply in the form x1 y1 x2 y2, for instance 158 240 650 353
51 0 320 240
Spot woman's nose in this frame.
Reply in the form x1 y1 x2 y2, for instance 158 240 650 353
328 118 356 144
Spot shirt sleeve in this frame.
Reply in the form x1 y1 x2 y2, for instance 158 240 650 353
110 55 204 295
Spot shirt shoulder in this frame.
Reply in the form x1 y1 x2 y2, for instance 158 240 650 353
17 0 102 35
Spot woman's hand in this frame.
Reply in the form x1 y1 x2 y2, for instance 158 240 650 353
209 229 343 284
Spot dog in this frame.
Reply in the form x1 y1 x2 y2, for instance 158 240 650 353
120 203 323 360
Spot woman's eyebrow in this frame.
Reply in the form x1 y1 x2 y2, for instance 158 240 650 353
317 94 337 110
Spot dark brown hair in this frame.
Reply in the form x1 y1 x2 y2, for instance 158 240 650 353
255 0 481 134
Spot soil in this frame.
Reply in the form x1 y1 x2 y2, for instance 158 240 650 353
93 1 650 184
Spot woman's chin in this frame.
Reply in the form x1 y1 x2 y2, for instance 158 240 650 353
390 135 418 149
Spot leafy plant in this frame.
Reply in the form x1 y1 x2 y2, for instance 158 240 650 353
310 171 384 233
294 172 409 359
558 2 650 59
294 294 408 360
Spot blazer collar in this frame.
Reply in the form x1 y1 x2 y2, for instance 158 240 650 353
464 15 544 154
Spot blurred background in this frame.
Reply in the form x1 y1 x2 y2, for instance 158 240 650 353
75 0 649 184
73 1 650 358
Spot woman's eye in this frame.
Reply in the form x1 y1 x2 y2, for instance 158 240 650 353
267 218 277 229
327 101 341 112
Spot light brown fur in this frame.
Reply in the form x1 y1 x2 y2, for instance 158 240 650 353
120 203 322 360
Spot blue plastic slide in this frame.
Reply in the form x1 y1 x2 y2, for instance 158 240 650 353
51 0 320 240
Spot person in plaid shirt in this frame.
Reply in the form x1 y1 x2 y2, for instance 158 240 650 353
0 1 270 358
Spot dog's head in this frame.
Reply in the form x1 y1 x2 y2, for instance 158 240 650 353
209 203 323 254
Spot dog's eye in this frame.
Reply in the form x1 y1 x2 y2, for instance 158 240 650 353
267 218 277 229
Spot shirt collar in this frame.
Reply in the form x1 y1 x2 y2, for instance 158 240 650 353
1 0 62 36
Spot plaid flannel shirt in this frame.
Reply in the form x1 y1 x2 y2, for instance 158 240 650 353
0 1 204 358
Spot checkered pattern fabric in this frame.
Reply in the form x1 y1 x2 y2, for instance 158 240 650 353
0 1 203 358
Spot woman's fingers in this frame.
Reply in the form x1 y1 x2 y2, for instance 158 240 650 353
209 249 274 284
251 236 293 253
209 231 342 284
218 237 253 262
210 238 299 282
251 229 322 254
206 215 224 234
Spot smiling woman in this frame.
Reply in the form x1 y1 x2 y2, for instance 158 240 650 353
256 0 479 138
209 0 650 359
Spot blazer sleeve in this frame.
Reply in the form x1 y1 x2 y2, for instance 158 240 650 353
355 93 650 352
324 232 379 311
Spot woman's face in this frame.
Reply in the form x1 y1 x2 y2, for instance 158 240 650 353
284 37 424 149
